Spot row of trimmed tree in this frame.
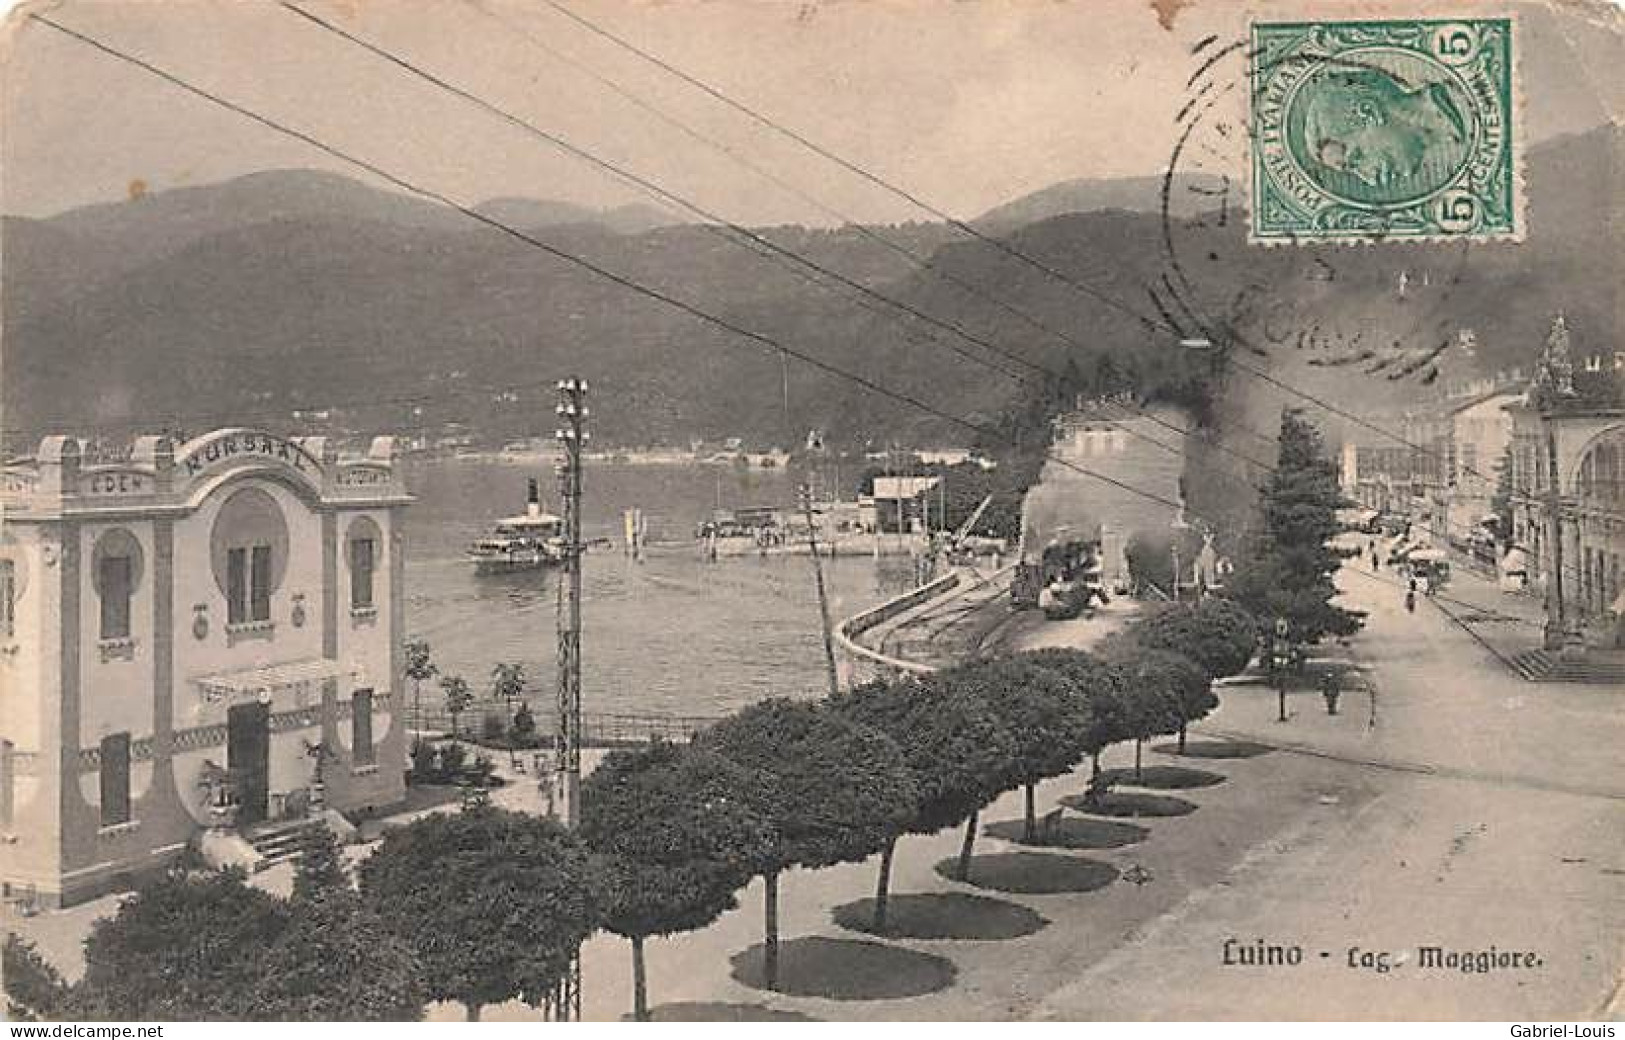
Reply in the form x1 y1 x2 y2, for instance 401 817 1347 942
584 594 1258 1019
5 598 1257 1023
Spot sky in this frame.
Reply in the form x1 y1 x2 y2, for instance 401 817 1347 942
2 0 1622 225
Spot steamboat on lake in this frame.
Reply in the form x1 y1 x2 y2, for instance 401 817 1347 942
466 479 567 574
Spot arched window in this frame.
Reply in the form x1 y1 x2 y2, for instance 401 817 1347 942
210 487 288 628
91 529 144 643
346 516 383 614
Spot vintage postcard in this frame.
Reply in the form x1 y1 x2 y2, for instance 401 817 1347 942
1 0 1621 1026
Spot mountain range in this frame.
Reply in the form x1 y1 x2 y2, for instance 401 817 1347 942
972 173 1228 232
3 122 1619 452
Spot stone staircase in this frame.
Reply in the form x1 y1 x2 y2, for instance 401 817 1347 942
1509 649 1625 685
245 817 329 873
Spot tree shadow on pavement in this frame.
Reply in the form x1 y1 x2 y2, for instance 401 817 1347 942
1153 739 1273 759
1060 791 1198 818
832 892 1050 941
625 1002 820 1021
730 936 957 999
934 851 1119 894
1099 765 1226 789
984 816 1149 849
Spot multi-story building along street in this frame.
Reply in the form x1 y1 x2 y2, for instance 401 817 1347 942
1505 317 1625 646
1342 375 1523 550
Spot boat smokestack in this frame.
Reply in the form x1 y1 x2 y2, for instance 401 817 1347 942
527 477 541 519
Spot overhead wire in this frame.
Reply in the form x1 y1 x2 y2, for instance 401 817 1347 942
26 11 1195 523
539 0 1556 508
536 0 1176 339
22 12 1594 607
284 1 1285 485
279 1 1037 386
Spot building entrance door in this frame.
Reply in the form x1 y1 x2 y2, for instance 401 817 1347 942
227 702 270 826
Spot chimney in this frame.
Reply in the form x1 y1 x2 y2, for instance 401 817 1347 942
527 477 541 519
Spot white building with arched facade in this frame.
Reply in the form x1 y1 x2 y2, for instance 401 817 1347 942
1504 318 1625 649
0 428 411 908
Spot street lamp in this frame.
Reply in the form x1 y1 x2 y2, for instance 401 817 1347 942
1271 617 1290 723
1171 477 1190 600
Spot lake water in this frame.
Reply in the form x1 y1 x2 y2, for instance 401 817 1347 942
399 413 1184 721
400 457 920 719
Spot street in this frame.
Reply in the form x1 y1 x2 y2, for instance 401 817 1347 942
1034 549 1625 1019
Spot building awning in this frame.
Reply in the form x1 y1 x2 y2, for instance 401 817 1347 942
195 658 356 702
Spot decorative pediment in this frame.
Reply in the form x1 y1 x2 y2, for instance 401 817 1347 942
175 429 325 490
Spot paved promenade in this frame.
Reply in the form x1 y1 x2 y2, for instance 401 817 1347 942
1035 553 1625 1020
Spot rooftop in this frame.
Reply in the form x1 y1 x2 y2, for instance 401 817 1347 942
872 476 942 499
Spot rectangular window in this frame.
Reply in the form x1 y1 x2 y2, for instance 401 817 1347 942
351 688 374 766
0 560 15 639
227 547 247 625
230 546 273 625
350 538 375 610
249 546 272 622
99 555 132 641
100 732 131 827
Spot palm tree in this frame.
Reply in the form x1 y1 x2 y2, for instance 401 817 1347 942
439 674 472 742
490 662 526 712
490 663 527 767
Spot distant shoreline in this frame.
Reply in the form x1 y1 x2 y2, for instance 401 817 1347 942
408 448 878 469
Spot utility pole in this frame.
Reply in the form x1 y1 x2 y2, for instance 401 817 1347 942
780 350 791 446
801 480 842 697
551 377 587 1023
554 378 587 826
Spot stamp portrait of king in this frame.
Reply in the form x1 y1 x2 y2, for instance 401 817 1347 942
1250 19 1517 242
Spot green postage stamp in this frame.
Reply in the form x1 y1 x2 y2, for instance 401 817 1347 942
1249 19 1517 243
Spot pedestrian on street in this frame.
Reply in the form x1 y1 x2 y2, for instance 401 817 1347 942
1405 587 1417 613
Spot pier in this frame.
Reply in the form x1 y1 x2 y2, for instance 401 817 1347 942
832 565 1017 685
